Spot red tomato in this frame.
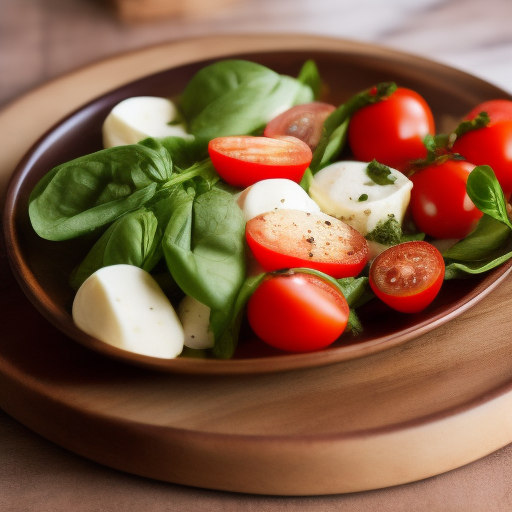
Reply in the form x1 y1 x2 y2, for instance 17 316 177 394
263 102 336 150
245 209 369 278
463 99 512 124
347 87 435 172
247 272 349 352
452 99 512 195
409 159 482 239
208 136 312 188
369 241 445 313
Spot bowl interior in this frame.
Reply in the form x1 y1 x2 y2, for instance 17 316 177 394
4 47 512 374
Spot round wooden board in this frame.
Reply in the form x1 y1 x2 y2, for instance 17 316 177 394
1 34 512 495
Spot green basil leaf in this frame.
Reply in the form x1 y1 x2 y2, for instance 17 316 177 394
444 249 512 279
162 187 246 312
466 165 512 229
366 216 424 246
443 214 511 262
311 82 397 173
211 273 266 359
179 60 314 140
299 167 314 193
29 140 172 240
158 135 208 170
297 59 321 100
366 160 397 185
69 209 161 290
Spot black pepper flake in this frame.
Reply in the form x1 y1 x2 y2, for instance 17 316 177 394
308 252 314 258
325 220 331 226
306 236 315 243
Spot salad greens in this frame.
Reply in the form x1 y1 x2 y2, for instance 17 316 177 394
27 58 512 360
179 59 317 140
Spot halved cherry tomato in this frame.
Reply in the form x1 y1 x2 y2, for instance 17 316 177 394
348 87 435 172
247 272 349 352
263 102 336 150
369 241 445 313
245 209 369 278
208 135 312 188
452 99 512 195
409 159 482 239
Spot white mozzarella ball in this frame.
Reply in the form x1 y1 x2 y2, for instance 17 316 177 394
102 96 192 148
177 295 215 350
72 265 184 359
309 161 413 236
236 178 320 222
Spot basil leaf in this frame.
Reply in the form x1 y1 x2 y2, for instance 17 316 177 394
162 187 246 313
444 249 512 279
159 135 209 170
366 160 397 185
311 82 397 173
297 60 321 100
299 167 314 193
211 273 266 359
179 60 314 140
336 276 374 309
29 140 172 240
69 209 162 290
443 214 511 262
466 165 512 229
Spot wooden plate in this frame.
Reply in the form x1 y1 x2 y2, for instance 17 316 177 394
3 37 512 375
1 35 512 495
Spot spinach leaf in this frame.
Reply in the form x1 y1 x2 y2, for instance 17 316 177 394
158 135 209 170
179 60 314 140
311 82 397 173
466 165 512 229
211 273 266 359
162 187 246 313
69 209 162 290
29 140 172 241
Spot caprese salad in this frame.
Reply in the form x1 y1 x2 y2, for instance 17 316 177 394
28 59 512 360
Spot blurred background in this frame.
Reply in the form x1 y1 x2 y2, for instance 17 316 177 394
2 0 512 108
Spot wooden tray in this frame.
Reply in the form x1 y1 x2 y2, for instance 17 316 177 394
1 34 512 495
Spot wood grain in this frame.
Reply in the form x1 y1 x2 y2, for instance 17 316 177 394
1 35 512 495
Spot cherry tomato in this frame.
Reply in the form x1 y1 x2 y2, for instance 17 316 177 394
208 135 312 188
369 241 445 313
263 102 336 150
347 87 435 172
452 99 512 195
245 209 369 278
409 159 482 239
247 272 349 352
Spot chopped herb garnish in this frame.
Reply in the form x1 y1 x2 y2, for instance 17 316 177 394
358 194 368 202
366 160 397 186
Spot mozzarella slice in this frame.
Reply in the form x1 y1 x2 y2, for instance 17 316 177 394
72 265 184 359
309 161 413 236
177 295 215 350
102 96 192 148
236 178 321 221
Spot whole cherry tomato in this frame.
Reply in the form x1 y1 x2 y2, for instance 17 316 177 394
263 102 336 150
208 135 312 188
245 209 369 278
409 159 482 239
452 99 512 195
369 241 445 313
247 272 349 352
347 87 435 172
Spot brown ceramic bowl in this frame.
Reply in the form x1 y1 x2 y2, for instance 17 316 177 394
4 45 512 374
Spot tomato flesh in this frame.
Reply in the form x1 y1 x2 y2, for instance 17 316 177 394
246 209 369 278
464 99 512 125
247 272 349 352
348 87 435 172
264 102 336 150
208 135 312 188
409 159 482 239
369 241 445 313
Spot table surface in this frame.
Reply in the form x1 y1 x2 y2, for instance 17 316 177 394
2 0 512 510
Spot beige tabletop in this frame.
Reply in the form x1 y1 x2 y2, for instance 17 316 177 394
2 0 512 510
